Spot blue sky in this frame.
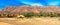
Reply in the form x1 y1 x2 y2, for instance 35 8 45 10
0 0 60 10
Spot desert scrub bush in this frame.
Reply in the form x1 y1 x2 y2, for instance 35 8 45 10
22 12 41 18
0 14 1 16
2 13 8 16
22 12 34 18
47 12 56 17
33 13 40 17
39 12 43 16
56 12 60 17
47 12 60 17
22 12 60 18
53 12 60 17
39 12 49 17
7 14 14 18
39 12 59 17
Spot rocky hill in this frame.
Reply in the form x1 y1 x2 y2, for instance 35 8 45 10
1 6 60 14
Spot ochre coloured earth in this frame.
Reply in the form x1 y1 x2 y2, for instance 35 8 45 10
0 22 12 25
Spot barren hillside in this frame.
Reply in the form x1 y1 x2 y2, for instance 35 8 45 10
2 6 60 14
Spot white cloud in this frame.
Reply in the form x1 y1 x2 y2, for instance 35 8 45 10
20 1 44 6
19 0 44 6
30 3 44 6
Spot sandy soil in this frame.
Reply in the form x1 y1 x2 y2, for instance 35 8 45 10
0 18 18 25
0 17 60 25
18 17 60 25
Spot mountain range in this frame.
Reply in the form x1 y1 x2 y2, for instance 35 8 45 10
0 6 60 14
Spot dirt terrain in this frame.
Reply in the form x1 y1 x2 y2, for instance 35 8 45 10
18 17 60 25
0 18 18 25
0 17 60 25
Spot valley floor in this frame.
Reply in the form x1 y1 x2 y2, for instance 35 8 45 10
0 17 60 25
18 17 60 25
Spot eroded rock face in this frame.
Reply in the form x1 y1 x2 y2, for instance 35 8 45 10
2 6 60 14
